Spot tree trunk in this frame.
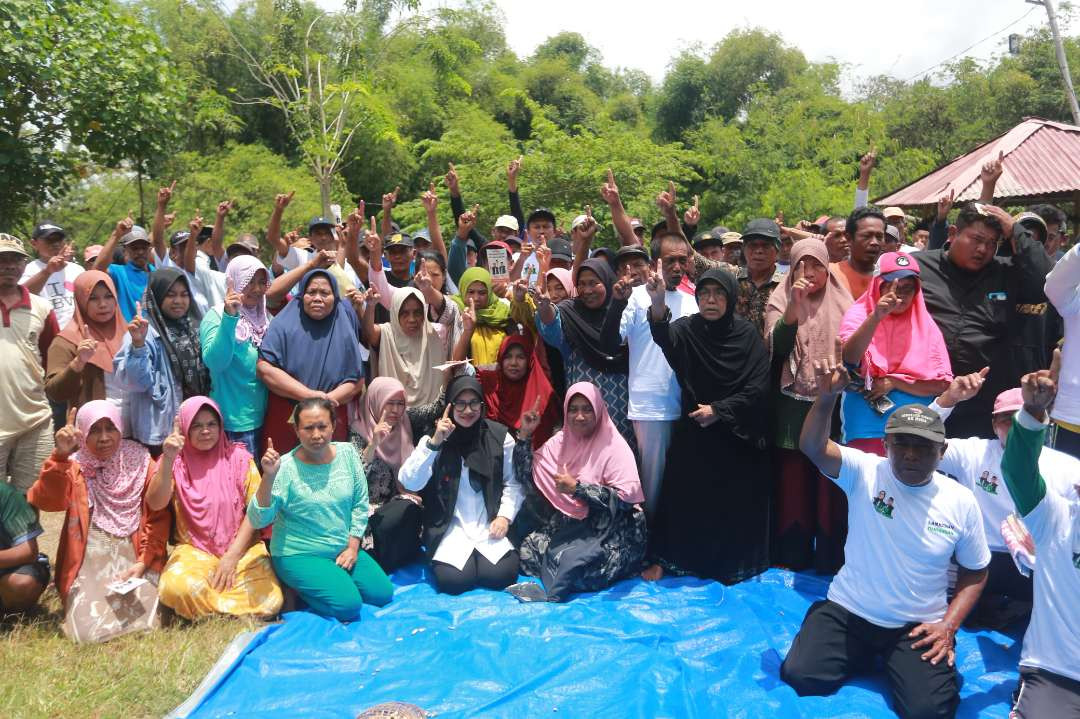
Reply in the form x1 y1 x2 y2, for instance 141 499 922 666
318 172 333 219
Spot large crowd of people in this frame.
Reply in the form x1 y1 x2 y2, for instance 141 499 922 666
1 151 1077 718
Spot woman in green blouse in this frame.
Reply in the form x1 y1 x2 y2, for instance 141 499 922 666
248 397 393 621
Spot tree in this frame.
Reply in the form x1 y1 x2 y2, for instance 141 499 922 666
0 0 182 230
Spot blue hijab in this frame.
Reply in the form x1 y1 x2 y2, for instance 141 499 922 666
258 269 363 392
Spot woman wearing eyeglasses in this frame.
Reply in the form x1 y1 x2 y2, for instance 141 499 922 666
398 375 527 595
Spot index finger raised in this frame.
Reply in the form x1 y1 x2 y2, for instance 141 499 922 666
442 403 452 420
834 335 843 363
66 407 78 426
1050 347 1062 383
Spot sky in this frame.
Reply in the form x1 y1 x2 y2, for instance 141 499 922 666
315 0 1062 90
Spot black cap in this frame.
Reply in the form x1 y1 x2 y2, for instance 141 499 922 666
615 245 649 265
32 223 66 241
692 231 722 250
709 225 729 237
526 208 556 227
548 237 572 262
169 230 191 246
741 218 782 247
308 216 335 233
590 247 615 265
384 231 414 250
649 220 667 240
503 234 522 247
196 226 213 243
884 404 946 443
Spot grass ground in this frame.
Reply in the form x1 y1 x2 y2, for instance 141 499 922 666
0 511 256 719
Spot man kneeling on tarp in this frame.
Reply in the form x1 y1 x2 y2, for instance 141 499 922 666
780 340 990 719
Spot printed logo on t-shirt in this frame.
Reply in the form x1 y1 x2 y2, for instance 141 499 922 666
872 490 895 518
926 519 958 540
977 470 1000 495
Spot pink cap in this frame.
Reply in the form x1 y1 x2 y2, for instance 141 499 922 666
993 388 1024 416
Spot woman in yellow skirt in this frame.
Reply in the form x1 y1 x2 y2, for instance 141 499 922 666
150 396 282 619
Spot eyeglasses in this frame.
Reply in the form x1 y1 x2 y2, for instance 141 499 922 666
452 399 484 411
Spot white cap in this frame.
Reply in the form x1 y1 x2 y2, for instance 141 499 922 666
494 214 519 232
571 214 591 230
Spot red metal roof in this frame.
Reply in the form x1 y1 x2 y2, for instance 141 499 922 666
874 117 1080 208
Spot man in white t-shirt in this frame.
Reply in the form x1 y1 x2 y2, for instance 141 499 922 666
20 223 83 329
600 230 701 518
999 356 1080 718
928 376 1080 618
781 347 990 719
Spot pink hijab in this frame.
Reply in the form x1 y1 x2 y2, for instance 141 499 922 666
353 377 413 476
837 252 953 385
224 255 269 346
545 268 576 298
170 397 252 558
74 400 150 537
532 383 644 519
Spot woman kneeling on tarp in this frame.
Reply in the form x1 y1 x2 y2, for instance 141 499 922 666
153 396 283 620
518 382 647 601
247 397 393 621
29 401 170 643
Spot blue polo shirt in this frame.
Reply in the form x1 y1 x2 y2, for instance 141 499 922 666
107 262 154 322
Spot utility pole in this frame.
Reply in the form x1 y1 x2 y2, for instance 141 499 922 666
1029 0 1080 125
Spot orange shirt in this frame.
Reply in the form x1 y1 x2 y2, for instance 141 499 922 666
28 452 171 600
830 261 873 300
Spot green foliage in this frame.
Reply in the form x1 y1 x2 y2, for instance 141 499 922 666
0 0 182 229
44 143 348 254
12 1 1080 240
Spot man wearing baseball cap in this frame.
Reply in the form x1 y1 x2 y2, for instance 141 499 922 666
691 230 723 261
925 372 1080 625
266 191 361 295
91 218 155 321
0 233 61 495
883 206 908 245
720 231 744 267
732 220 785 334
997 357 1080 718
782 350 990 717
21 222 84 330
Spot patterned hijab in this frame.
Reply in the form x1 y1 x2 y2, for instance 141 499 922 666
74 400 150 537
224 255 269 347
145 268 210 398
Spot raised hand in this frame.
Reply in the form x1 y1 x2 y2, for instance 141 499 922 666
161 416 185 460
223 278 242 316
511 278 528 303
127 301 149 347
310 248 333 270
535 241 551 273
554 463 577 494
859 147 877 177
873 290 903 319
980 204 1016 245
612 267 634 301
457 204 479 238
274 191 295 212
684 194 701 227
462 297 477 333
519 240 535 260
571 205 598 243
444 163 460 195
382 185 400 212
216 199 235 219
363 286 381 309
645 259 665 303
372 407 392 446
529 283 551 312
73 325 98 370
600 168 621 207
189 209 204 237
507 155 523 183
421 182 438 214
1020 348 1061 417
157 180 177 207
363 215 382 259
656 181 676 214
114 214 134 238
46 243 72 273
261 437 281 477
431 404 455 447
789 259 812 309
980 150 1004 187
54 407 83 458
346 288 366 316
938 367 990 408
415 267 434 295
519 397 542 439
936 188 955 223
813 337 851 397
688 403 718 428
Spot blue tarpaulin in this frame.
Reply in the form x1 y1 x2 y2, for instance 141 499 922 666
173 568 1021 718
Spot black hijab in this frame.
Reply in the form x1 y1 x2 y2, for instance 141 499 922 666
145 268 210 398
434 375 503 493
669 268 770 446
556 258 629 373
